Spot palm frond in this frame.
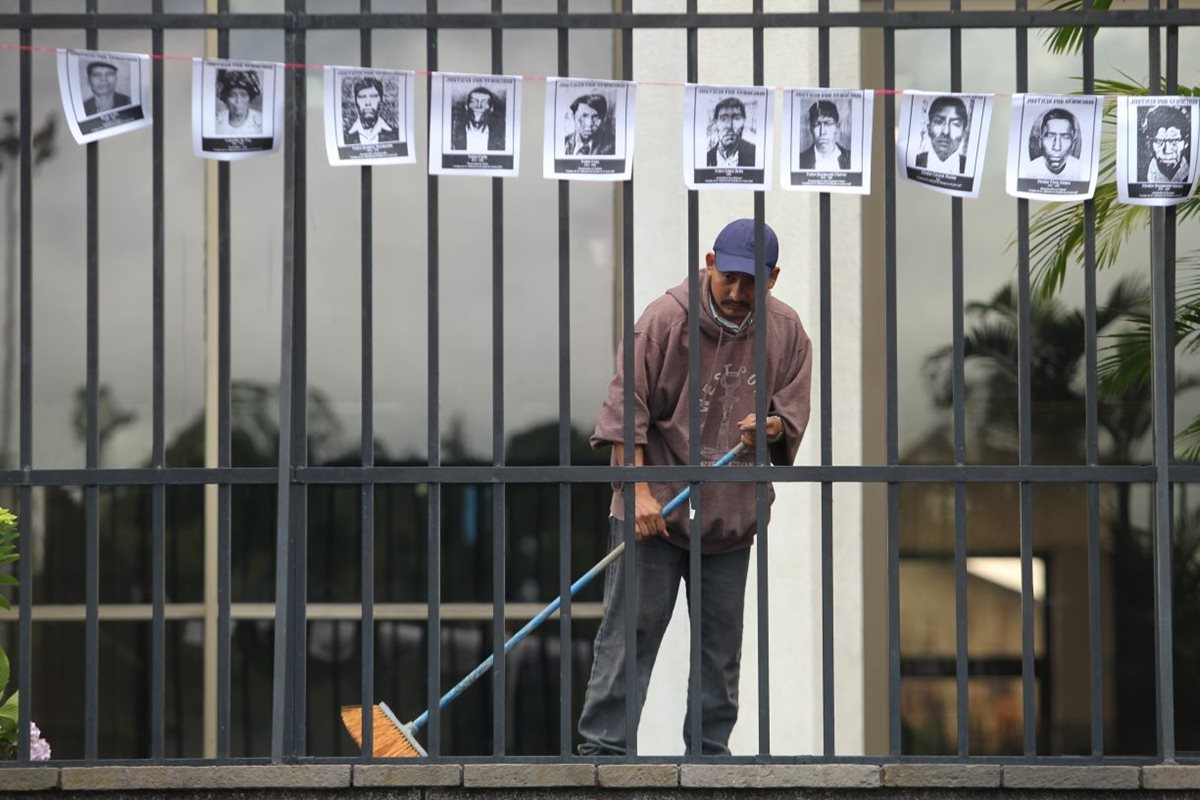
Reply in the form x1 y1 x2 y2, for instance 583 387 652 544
1039 0 1113 56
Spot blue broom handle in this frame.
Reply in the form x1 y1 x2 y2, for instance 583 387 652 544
410 442 747 731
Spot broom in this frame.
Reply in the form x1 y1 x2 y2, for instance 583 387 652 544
341 441 747 757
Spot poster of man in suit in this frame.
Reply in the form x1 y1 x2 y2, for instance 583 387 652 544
783 89 873 194
56 48 151 144
543 78 636 181
683 84 772 190
898 90 994 198
429 72 522 177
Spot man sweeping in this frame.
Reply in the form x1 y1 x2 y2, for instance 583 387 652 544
578 218 813 756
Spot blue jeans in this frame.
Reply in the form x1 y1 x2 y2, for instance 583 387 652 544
577 519 752 756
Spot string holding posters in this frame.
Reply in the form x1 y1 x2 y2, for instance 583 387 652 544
1006 94 1103 201
683 84 773 190
897 91 994 198
429 72 522 177
782 89 873 194
192 58 284 160
543 78 636 181
57 49 152 144
324 66 416 166
1116 96 1200 206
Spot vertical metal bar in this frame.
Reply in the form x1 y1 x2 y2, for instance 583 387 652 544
751 0 770 757
215 9 232 760
1151 212 1175 763
272 1 306 761
16 0 33 765
425 0 442 756
1147 0 1176 765
817 3 835 759
620 8 638 758
490 0 506 756
685 0 701 758
83 0 100 762
555 0 572 758
288 0 310 757
358 0 376 760
882 0 901 759
1079 0 1104 759
949 6 969 759
150 0 167 761
1014 0 1037 759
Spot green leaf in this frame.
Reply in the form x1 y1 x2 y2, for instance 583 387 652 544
0 689 20 723
0 649 10 698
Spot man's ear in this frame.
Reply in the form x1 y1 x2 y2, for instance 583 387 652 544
705 252 716 269
767 266 781 290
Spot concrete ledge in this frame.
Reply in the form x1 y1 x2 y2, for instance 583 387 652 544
463 764 596 788
60 765 352 790
680 764 881 788
1004 765 1141 790
884 764 1002 788
354 764 462 787
1144 766 1200 789
598 764 680 787
0 768 59 791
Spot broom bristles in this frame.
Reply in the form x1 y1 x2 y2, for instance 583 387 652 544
340 703 425 758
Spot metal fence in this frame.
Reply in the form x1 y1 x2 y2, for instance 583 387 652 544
1 0 1198 766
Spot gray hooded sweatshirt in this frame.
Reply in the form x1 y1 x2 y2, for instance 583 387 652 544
591 269 813 553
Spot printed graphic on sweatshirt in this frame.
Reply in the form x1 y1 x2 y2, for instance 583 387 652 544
699 361 756 464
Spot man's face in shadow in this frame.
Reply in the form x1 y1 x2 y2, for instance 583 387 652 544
928 103 965 161
811 112 838 154
573 102 601 144
715 104 745 151
88 65 117 100
468 91 492 123
356 86 381 127
1151 125 1187 173
1041 117 1074 174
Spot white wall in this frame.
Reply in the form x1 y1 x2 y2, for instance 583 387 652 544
630 0 865 757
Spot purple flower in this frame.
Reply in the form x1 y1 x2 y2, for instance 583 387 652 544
28 722 50 761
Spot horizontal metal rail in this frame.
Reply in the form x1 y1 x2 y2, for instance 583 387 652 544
0 464 1173 485
0 9 1197 31
0 602 605 622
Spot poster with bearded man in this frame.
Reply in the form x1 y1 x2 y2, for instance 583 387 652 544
1117 96 1200 206
324 66 416 166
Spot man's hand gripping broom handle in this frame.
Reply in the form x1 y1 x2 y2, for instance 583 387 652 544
408 441 747 733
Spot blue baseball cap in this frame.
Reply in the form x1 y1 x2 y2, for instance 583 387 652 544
712 218 780 276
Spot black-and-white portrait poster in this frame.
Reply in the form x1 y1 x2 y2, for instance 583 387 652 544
542 78 636 181
56 49 151 144
324 66 416 166
192 58 284 161
1117 95 1200 206
782 88 873 194
683 84 773 190
897 91 994 198
429 72 522 177
1006 94 1103 201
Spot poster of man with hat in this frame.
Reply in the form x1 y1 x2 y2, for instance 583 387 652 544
192 58 284 160
56 48 152 144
